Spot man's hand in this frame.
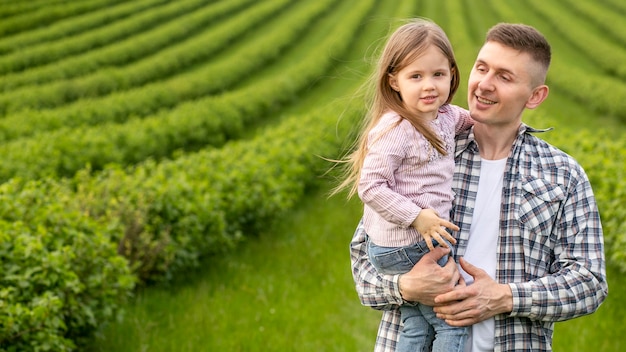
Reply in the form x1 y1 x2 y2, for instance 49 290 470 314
412 209 459 251
398 246 459 305
433 257 513 327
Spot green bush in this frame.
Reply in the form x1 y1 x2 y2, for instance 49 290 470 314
0 179 135 351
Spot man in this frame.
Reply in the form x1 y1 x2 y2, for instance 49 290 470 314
350 23 608 351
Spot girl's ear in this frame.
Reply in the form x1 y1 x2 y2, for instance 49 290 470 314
525 84 549 109
388 74 399 92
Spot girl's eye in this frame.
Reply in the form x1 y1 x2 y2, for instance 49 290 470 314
412 74 422 79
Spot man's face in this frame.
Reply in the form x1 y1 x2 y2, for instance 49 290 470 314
467 41 538 128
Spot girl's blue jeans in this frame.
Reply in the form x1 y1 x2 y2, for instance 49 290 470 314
368 238 468 352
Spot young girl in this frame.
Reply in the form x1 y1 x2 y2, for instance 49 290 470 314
334 19 472 351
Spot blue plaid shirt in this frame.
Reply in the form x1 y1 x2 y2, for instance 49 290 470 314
350 124 608 351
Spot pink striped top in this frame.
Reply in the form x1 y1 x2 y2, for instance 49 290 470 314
358 105 473 247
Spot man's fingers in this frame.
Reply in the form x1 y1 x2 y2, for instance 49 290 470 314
459 257 484 277
434 288 468 304
425 245 450 262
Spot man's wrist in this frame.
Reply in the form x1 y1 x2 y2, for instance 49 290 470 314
497 283 514 315
391 273 407 304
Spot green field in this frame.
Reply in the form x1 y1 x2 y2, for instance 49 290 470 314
0 0 624 350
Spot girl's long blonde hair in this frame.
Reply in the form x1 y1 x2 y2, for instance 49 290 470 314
331 18 460 199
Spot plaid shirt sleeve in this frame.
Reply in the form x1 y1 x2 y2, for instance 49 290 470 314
349 220 404 310
349 220 403 351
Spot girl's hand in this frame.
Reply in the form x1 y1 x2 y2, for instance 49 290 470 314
411 209 459 251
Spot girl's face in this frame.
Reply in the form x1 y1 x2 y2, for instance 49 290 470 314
388 45 451 120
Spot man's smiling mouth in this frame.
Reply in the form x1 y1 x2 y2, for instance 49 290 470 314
476 96 496 105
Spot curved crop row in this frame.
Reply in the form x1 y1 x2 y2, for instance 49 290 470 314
0 0 127 37
0 0 337 143
0 0 169 55
561 0 626 47
0 0 208 77
0 0 66 19
599 0 626 14
0 0 287 112
0 0 361 184
549 63 626 121
526 0 626 81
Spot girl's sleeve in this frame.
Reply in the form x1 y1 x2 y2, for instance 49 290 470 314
358 122 421 228
450 105 473 135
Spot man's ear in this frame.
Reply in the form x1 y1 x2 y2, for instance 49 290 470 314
526 85 549 109
388 74 399 92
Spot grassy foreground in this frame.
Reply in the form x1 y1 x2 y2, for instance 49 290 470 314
87 179 622 351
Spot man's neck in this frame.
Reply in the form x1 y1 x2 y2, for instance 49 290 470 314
474 123 519 160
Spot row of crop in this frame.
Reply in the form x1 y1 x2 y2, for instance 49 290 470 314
0 0 209 77
548 63 626 122
561 0 626 47
0 0 64 19
0 0 169 55
525 0 626 81
0 0 338 143
600 0 626 14
0 0 288 112
0 0 127 37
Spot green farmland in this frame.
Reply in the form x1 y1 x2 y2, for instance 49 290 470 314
0 0 625 351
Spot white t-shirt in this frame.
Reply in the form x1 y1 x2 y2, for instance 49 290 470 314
462 158 506 352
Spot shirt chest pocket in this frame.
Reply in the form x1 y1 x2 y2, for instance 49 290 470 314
519 176 566 235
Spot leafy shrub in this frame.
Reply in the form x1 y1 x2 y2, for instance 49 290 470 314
0 179 135 351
